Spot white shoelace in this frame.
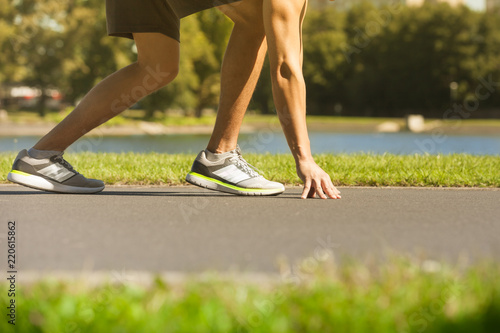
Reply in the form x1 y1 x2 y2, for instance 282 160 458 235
51 154 77 173
230 151 261 178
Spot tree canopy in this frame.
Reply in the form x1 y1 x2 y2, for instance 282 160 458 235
1 1 499 118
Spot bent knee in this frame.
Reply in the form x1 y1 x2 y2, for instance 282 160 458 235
137 57 179 88
135 33 180 87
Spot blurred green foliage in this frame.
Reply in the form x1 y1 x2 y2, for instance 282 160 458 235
1 257 500 332
300 1 500 117
1 1 499 117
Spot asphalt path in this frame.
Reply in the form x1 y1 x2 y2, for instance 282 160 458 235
1 185 499 274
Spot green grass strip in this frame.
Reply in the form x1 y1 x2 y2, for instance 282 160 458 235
1 258 499 332
1 152 499 187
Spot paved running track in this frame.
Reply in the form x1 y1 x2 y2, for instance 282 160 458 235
1 185 499 274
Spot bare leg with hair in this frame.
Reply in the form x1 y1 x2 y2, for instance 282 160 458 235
184 0 286 196
33 33 180 152
210 0 341 199
207 0 267 154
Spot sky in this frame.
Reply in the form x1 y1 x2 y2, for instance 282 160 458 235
466 0 485 11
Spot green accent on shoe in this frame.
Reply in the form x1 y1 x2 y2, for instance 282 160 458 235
10 170 31 177
188 172 281 193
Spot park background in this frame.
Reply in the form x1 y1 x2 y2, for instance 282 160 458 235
1 1 500 333
1 0 500 119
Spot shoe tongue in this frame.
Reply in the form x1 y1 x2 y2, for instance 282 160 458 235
223 145 240 156
52 152 65 161
27 148 63 159
205 146 241 161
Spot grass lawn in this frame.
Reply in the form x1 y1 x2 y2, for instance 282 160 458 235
5 111 399 127
1 153 499 187
1 258 499 332
7 110 500 128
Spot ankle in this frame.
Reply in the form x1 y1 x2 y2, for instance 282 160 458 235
206 144 237 155
28 147 63 159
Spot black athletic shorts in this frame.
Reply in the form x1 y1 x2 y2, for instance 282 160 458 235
106 0 242 42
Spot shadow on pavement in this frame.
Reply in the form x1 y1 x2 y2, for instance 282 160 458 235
98 191 301 199
0 190 56 195
99 191 230 197
0 189 302 199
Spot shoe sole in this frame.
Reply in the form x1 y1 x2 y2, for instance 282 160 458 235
186 172 284 196
7 170 104 194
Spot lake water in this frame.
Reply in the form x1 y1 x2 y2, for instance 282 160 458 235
1 132 499 155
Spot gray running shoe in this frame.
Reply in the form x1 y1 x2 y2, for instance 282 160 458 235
186 146 285 196
7 149 105 194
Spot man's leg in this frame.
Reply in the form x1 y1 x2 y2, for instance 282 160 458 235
34 33 179 152
207 0 267 153
8 33 179 193
185 0 285 196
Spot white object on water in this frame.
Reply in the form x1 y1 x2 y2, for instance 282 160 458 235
406 114 425 133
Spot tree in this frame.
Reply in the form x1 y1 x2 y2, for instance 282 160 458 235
2 1 498 119
160 11 233 118
7 0 68 116
0 0 18 83
303 6 348 115
4 0 131 115
250 58 274 115
59 0 134 105
191 10 233 117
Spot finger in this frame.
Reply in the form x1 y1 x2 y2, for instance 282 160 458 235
333 185 342 198
323 174 340 198
308 186 316 198
314 180 328 199
301 179 312 199
322 179 338 199
326 175 341 198
325 180 342 199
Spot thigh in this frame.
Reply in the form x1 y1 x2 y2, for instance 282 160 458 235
106 0 181 42
134 33 180 70
169 0 243 18
217 0 263 25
